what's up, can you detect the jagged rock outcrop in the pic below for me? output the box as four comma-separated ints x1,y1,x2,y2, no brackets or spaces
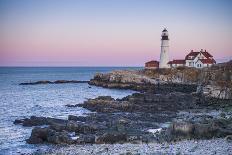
158,118,232,142
202,85,232,99
89,70,197,93
88,70,159,92
90,60,232,99
78,92,198,113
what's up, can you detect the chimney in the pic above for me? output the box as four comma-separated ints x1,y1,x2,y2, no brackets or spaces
200,49,203,52
205,49,207,52
191,50,193,52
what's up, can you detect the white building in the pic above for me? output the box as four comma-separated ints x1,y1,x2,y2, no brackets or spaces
146,29,216,69
159,28,169,68
168,49,216,68
185,49,216,68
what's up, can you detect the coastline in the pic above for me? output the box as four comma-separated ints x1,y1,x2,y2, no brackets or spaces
12,63,232,154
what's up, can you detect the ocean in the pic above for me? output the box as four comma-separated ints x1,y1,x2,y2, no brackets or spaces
0,67,140,154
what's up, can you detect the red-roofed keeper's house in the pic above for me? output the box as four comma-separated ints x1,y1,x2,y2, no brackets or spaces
185,49,216,68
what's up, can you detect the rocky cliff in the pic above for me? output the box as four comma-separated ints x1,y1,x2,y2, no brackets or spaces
89,61,232,99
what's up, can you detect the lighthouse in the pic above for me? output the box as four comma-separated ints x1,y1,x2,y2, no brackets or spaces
159,28,169,68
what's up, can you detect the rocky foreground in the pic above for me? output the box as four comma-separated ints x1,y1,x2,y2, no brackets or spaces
15,62,232,154
35,139,232,154
14,90,232,145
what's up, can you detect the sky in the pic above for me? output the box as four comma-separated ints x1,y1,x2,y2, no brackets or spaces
0,0,231,66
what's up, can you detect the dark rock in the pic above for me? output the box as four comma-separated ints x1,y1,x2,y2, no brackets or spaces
76,134,95,144
66,104,79,107
27,127,74,144
68,115,78,121
96,132,127,144
171,122,194,136
68,115,87,122
26,127,49,144
160,118,232,142
66,121,81,132
14,116,47,126
19,80,89,85
14,116,67,127
20,80,52,85
76,92,198,114
47,130,73,144
95,96,114,101
50,122,66,132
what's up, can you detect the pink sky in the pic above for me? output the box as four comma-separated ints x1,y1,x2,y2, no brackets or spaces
0,0,231,66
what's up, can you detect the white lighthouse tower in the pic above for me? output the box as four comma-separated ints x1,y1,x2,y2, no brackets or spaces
159,28,169,68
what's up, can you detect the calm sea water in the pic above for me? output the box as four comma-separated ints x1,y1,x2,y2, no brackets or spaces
0,67,140,154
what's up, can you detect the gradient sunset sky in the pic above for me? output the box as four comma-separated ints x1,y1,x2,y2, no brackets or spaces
0,0,231,66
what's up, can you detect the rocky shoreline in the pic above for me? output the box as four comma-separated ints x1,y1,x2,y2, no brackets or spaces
14,90,232,145
14,65,232,154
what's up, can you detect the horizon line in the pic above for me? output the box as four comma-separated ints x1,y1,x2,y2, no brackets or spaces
0,65,144,68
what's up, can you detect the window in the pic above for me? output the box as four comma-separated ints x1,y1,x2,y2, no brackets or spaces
189,62,191,66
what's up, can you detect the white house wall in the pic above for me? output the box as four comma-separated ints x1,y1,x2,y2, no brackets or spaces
185,60,194,67
195,61,204,68
193,53,206,67
170,64,185,68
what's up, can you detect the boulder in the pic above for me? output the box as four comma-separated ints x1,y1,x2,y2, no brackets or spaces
170,122,194,137
162,118,232,142
96,132,127,144
47,130,73,144
68,115,87,122
26,127,49,144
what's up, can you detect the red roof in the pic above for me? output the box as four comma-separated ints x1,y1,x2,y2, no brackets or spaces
145,60,159,64
145,60,159,67
185,50,213,60
201,51,213,58
198,59,216,64
168,60,185,64
185,51,199,60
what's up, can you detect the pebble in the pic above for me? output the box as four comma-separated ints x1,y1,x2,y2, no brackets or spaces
40,138,232,155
